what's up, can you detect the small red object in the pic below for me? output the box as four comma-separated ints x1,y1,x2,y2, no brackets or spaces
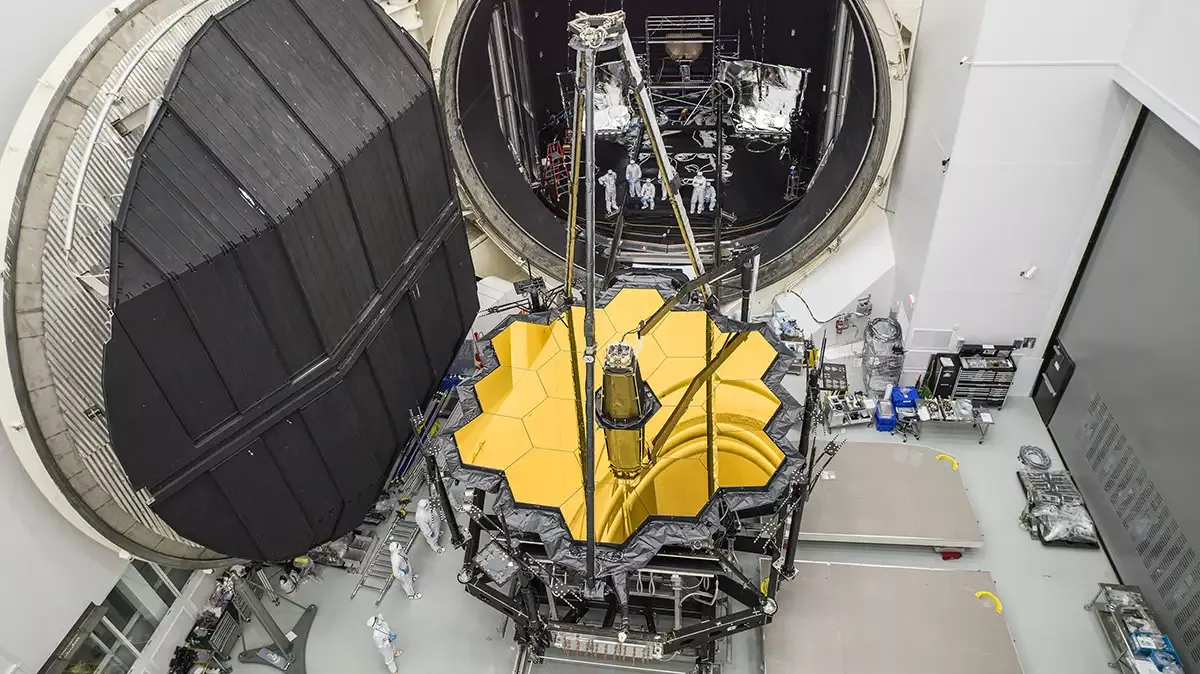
940,550,963,561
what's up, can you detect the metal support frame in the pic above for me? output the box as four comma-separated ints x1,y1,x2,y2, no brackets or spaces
461,488,487,569
705,318,716,497
782,349,820,578
649,332,749,459
712,549,766,610
616,25,706,285
582,46,599,585
822,0,853,153
663,607,769,655
424,452,463,548
638,246,758,338
233,577,317,673
740,258,753,322
712,7,726,267
466,578,532,627
765,518,788,598
564,50,585,292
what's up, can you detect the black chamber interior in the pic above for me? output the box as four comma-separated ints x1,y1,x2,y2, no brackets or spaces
455,0,879,264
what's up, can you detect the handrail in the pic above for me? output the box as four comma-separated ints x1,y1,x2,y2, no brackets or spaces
63,0,218,257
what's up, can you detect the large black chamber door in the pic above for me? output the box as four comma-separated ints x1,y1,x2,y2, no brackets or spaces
1046,111,1200,668
103,0,477,562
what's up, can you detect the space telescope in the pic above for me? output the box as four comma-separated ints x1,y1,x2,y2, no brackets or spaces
426,13,829,671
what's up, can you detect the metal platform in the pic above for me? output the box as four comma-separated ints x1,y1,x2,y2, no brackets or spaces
766,562,1024,674
799,441,984,550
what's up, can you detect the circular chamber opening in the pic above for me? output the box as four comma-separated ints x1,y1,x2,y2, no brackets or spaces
443,0,892,287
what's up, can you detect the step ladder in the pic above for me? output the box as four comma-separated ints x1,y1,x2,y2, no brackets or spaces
350,512,421,605
544,139,573,203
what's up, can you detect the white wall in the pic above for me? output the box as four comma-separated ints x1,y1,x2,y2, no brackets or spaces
0,433,127,670
886,0,988,316
769,206,895,336
0,0,114,146
0,3,140,669
896,0,1142,393
1117,0,1200,149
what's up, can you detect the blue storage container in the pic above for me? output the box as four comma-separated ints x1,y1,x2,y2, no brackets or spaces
874,401,897,432
891,386,919,409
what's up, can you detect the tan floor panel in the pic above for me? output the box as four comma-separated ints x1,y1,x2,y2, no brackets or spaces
800,441,984,548
766,562,1023,674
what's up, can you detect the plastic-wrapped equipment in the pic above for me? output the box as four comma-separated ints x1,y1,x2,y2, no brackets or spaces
862,317,904,397
1018,470,1100,547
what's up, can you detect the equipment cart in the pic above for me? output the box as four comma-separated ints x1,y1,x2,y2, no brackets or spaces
894,398,994,444
1087,583,1185,673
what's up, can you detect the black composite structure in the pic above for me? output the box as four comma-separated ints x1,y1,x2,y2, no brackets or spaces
104,0,477,561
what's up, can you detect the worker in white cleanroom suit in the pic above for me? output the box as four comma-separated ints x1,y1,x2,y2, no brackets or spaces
599,169,618,214
389,542,421,600
658,175,668,201
639,179,656,209
689,175,709,214
625,162,642,194
368,614,402,673
414,499,445,554
703,183,717,213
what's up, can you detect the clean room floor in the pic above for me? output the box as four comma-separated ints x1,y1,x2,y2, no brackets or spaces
241,394,1120,674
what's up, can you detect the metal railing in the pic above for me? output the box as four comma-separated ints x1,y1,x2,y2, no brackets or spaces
62,0,220,257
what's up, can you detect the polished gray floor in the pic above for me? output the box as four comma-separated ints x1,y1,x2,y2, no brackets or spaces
241,394,1119,674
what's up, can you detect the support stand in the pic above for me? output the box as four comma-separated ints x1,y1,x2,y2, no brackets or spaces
425,452,464,547
783,339,821,578
234,576,318,673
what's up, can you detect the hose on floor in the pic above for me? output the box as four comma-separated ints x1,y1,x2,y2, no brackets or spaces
1018,445,1053,471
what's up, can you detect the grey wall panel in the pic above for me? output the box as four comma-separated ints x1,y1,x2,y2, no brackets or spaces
260,414,342,544
171,27,330,219
117,283,236,438
174,254,290,409
222,0,385,163
1050,113,1200,667
104,324,206,489
342,128,419,276
293,0,424,117
410,249,464,371
393,92,454,232
277,177,376,349
367,300,433,427
211,439,314,560
231,231,326,371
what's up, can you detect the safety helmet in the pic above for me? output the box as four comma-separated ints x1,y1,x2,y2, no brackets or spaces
418,499,429,509
389,541,400,552
367,615,378,628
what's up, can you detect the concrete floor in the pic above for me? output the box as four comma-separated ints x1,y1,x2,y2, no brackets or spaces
242,391,1119,674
